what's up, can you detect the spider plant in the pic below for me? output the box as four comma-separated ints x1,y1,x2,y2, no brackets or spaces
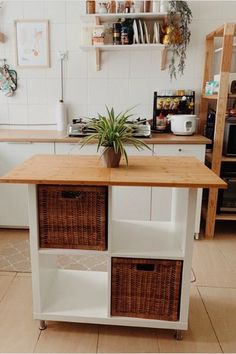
80,106,151,166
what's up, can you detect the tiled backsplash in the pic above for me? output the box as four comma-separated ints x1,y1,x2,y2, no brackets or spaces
0,1,235,129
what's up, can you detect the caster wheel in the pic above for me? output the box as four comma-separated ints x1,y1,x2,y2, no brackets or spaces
174,330,183,340
39,320,47,330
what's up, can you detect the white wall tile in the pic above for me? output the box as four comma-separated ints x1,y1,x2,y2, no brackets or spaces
88,78,107,105
28,104,53,124
47,104,58,124
10,79,28,105
2,1,24,23
16,67,47,80
188,1,200,20
1,24,15,53
0,86,10,105
129,51,153,78
8,105,28,124
66,23,81,51
66,50,88,78
66,1,84,24
198,1,221,20
0,105,9,124
50,23,67,52
107,52,130,78
46,78,62,103
45,51,63,78
65,78,88,105
23,1,45,19
107,78,130,105
45,1,66,23
27,78,47,104
129,78,149,106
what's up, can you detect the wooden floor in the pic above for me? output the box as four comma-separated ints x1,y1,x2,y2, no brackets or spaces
0,222,236,353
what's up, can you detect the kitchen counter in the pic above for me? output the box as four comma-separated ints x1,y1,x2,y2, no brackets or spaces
0,154,226,188
0,129,211,144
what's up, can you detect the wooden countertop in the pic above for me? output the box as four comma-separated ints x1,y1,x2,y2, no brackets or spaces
0,129,211,144
0,155,226,189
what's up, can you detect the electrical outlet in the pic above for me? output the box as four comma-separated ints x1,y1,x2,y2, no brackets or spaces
57,51,68,61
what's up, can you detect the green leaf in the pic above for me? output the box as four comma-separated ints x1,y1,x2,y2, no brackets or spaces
80,106,151,165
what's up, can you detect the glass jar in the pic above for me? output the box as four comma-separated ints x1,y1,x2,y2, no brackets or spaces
86,0,96,14
104,24,113,44
156,112,167,131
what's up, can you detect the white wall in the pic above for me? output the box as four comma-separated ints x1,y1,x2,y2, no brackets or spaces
0,0,236,129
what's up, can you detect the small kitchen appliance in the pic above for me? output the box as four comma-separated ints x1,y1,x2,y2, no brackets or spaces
223,117,236,156
67,117,151,137
167,114,198,135
217,163,236,213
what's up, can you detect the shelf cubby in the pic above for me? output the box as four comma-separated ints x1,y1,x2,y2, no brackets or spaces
111,219,184,259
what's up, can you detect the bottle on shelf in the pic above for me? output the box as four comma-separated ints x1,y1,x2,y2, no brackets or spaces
144,0,151,12
86,0,96,14
156,112,167,131
113,22,122,44
109,0,117,13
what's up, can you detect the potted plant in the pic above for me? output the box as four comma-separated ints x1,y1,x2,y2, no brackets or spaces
81,106,151,167
163,0,192,80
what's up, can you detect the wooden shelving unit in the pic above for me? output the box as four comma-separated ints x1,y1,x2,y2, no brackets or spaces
205,152,236,163
199,23,236,238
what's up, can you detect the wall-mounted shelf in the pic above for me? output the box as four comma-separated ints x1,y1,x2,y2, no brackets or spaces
206,152,236,163
80,43,166,71
81,12,168,23
80,43,165,51
202,93,236,100
0,32,5,43
81,12,169,71
215,44,236,53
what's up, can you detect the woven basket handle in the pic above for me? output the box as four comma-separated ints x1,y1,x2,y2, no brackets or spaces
61,191,83,200
136,264,155,272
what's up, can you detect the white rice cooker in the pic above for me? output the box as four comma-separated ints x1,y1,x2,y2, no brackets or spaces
167,114,198,135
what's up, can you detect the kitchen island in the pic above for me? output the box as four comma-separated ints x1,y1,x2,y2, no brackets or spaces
0,155,225,338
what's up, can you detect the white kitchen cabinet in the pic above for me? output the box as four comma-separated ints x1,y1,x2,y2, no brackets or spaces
152,144,206,237
55,143,99,155
0,142,54,227
55,143,153,221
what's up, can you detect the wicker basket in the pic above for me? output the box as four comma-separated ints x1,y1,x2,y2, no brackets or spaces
38,185,108,250
111,257,183,321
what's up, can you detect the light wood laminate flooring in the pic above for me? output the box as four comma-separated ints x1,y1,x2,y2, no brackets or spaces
0,222,236,353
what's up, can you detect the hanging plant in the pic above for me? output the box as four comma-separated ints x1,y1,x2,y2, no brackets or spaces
165,0,192,80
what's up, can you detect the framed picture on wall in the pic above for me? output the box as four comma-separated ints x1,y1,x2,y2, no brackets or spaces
15,20,50,68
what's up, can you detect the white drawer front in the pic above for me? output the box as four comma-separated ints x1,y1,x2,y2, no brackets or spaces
55,143,100,155
154,144,205,161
